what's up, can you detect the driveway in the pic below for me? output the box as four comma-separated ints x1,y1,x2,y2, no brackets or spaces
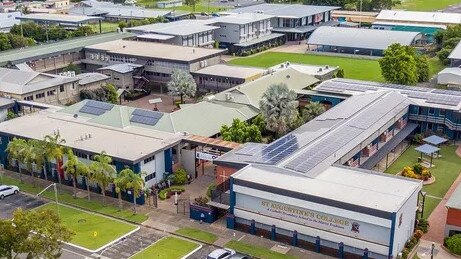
0,192,46,219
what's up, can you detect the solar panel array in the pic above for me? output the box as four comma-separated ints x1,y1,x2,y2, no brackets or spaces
242,134,300,165
79,100,114,115
285,127,362,175
318,79,461,107
130,109,163,126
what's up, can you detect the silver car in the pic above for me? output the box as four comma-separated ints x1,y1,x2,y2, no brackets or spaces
207,248,236,259
0,185,19,199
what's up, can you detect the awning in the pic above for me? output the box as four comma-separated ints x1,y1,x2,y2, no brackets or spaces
184,134,240,151
415,144,440,155
359,123,418,170
234,33,285,47
272,26,317,34
423,135,448,146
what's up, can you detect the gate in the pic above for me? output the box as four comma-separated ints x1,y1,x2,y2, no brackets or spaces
177,198,190,215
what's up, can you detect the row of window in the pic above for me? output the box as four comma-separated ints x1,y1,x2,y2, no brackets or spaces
145,172,156,182
145,60,189,71
143,155,155,164
75,151,89,160
110,55,136,64
23,85,67,101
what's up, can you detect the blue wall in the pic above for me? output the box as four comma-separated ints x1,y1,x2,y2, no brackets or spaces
310,95,344,106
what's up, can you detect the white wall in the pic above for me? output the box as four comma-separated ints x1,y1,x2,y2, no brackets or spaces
155,151,165,182
181,148,196,175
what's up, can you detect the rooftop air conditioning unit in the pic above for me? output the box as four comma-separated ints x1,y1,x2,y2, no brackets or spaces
225,92,232,100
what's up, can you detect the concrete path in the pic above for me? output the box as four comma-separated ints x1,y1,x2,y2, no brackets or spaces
417,239,457,259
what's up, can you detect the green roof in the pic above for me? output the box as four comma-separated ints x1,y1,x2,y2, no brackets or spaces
0,32,135,66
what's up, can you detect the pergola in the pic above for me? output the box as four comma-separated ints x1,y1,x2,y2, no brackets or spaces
423,135,448,146
415,144,440,168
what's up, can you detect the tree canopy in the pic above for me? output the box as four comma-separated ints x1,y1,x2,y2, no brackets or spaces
302,102,326,122
435,24,461,65
259,83,299,137
379,43,428,85
220,118,262,143
167,69,197,104
0,208,73,259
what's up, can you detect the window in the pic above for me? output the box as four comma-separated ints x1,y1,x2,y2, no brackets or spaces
47,90,56,96
143,155,155,164
440,109,446,117
74,151,89,160
427,123,433,131
145,172,156,182
59,85,65,92
24,96,33,101
428,107,435,115
35,92,45,99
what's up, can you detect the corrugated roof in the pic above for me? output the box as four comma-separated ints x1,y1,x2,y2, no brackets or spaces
376,10,461,25
97,63,143,74
307,26,420,50
225,3,339,19
70,0,170,19
128,20,219,36
449,41,461,60
446,184,461,210
76,72,109,85
18,13,103,23
192,64,265,79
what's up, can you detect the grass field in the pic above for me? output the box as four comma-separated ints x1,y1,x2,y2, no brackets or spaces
385,145,461,217
226,240,297,259
131,236,199,259
397,0,460,11
138,0,226,12
37,203,137,251
89,22,120,33
229,52,445,83
1,175,148,223
175,227,218,243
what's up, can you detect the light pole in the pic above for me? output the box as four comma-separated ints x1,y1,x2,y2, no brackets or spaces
99,237,126,258
37,183,60,219
359,0,363,28
431,242,435,259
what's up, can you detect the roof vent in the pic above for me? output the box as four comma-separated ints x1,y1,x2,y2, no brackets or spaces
286,75,290,79
73,114,78,118
325,65,329,69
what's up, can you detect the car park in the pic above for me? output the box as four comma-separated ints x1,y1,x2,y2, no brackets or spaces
0,185,19,199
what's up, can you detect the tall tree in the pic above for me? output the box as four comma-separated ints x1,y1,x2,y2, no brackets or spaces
6,138,27,183
259,83,299,137
79,160,93,201
44,133,66,187
220,118,262,143
416,55,430,83
167,69,197,104
184,0,197,12
302,102,326,122
379,43,418,85
89,151,116,205
63,149,89,198
22,139,44,187
114,167,145,214
104,84,118,104
0,208,73,259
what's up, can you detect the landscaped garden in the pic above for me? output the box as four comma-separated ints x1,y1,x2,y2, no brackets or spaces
229,52,445,82
226,240,296,259
36,203,137,251
131,236,199,259
385,145,461,217
1,175,148,223
175,227,218,243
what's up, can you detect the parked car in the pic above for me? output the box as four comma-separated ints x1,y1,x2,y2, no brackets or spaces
230,254,250,259
211,13,220,17
207,248,236,259
0,185,19,199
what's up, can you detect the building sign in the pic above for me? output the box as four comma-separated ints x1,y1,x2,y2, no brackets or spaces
196,151,219,161
236,195,391,245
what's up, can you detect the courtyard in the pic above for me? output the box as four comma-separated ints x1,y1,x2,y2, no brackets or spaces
385,144,461,217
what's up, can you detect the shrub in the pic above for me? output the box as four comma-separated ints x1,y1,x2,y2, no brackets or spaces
446,234,461,255
412,163,424,175
401,248,410,259
173,168,188,185
414,230,424,240
193,196,209,207
416,218,430,233
206,183,216,198
158,186,185,200
414,133,424,144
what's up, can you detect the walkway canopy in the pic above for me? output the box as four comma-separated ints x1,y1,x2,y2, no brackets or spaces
423,135,448,146
415,144,440,167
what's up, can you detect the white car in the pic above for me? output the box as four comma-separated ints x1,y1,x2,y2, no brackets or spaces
207,248,236,259
0,185,19,199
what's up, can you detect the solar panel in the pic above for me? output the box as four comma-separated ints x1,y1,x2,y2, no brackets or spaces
129,109,164,126
432,89,461,96
79,105,106,115
86,100,114,111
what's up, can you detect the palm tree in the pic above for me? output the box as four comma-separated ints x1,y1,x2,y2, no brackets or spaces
6,138,27,183
44,133,66,187
89,151,116,206
22,139,44,187
80,162,93,201
259,83,299,137
115,167,145,214
62,149,80,198
302,102,326,123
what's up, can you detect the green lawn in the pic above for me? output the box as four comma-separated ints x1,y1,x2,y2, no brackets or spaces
37,203,137,251
175,227,218,243
385,145,461,217
226,240,296,259
89,22,120,33
131,236,199,259
229,52,445,83
1,175,148,223
397,0,460,11
139,0,226,13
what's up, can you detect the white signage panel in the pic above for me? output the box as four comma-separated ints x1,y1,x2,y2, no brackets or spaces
196,151,219,161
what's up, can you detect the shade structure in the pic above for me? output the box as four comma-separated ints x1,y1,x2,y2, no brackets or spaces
415,144,440,168
423,135,448,146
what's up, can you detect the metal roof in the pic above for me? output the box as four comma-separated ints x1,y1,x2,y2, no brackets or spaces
97,63,143,74
232,164,422,213
307,26,420,50
192,64,265,79
75,72,109,85
0,12,21,30
423,135,448,146
225,3,339,19
17,13,103,23
127,20,219,36
70,0,170,19
0,32,135,66
210,12,274,25
136,33,175,40
415,144,440,155
376,10,461,25
234,33,285,47
446,184,461,210
315,78,461,110
448,41,461,60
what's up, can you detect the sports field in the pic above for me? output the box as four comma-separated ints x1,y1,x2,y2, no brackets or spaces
397,0,460,11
